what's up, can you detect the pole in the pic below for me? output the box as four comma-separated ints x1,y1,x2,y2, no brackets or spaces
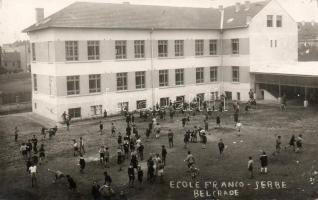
150,28,155,109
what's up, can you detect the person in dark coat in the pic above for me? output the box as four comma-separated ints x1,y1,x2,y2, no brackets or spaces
218,139,225,158
128,164,135,187
66,175,77,191
91,181,100,200
137,165,143,185
161,145,167,165
260,151,268,174
79,155,86,173
216,116,221,128
131,153,138,169
104,171,112,186
289,134,296,152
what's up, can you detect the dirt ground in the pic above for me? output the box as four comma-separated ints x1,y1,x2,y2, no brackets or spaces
0,103,318,200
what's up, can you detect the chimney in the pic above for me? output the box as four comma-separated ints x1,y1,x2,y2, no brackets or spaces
35,8,44,23
218,5,223,11
235,2,240,12
245,1,250,10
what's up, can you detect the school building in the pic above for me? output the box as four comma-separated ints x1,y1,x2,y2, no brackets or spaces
23,0,299,122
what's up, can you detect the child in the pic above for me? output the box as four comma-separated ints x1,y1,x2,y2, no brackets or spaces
79,155,86,173
128,164,135,187
248,156,254,179
99,146,106,165
260,151,268,174
99,121,104,135
275,136,282,155
14,127,19,142
39,144,45,164
218,139,225,158
137,165,143,185
216,116,221,128
236,121,242,133
73,140,79,157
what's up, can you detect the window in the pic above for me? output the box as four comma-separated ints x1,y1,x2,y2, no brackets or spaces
231,39,239,54
237,92,241,101
118,102,129,112
68,107,81,118
65,41,78,61
270,40,273,48
267,15,273,27
67,76,80,95
275,40,277,47
211,92,219,100
135,71,146,89
196,67,204,83
160,97,169,107
87,41,100,60
232,66,240,82
134,40,145,58
209,40,217,55
276,15,282,27
158,40,168,57
136,100,147,109
91,105,102,116
89,74,101,93
210,67,218,82
32,43,36,61
159,69,169,87
195,40,204,56
225,91,232,100
115,40,127,59
33,74,37,91
175,68,184,85
176,96,185,103
116,73,127,91
175,40,184,57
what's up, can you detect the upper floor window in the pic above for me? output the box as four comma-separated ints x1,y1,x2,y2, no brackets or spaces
175,68,184,85
116,72,127,91
135,71,146,89
232,66,240,82
231,39,239,54
33,74,37,91
65,41,78,61
158,40,168,57
276,15,282,27
134,40,145,58
89,74,101,93
195,40,204,56
267,15,273,27
196,67,204,83
67,76,80,95
87,41,100,60
31,43,36,61
115,40,127,59
209,40,217,55
175,40,184,57
210,66,217,82
159,69,169,87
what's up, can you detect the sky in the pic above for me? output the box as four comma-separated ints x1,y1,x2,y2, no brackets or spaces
0,0,318,44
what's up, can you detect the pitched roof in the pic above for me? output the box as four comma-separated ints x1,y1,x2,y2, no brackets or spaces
223,1,270,29
23,1,270,33
298,22,318,41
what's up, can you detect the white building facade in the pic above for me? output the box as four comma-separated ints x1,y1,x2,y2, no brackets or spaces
24,0,298,122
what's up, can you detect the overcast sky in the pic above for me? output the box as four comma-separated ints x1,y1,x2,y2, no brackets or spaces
0,0,318,44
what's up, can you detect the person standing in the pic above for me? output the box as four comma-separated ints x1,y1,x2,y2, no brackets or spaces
31,135,38,154
216,115,221,128
91,181,101,200
248,156,254,179
137,165,143,186
289,134,296,152
128,164,135,187
73,140,79,157
39,144,45,164
137,143,144,161
29,163,37,187
204,120,208,132
218,139,225,158
103,110,108,118
104,171,112,186
117,146,123,171
99,121,104,135
260,151,268,174
66,119,70,131
168,129,174,148
161,145,167,165
79,155,86,173
79,137,85,154
105,147,110,168
184,151,195,169
111,122,116,137
14,126,19,142
66,175,77,191
99,146,106,165
275,136,282,155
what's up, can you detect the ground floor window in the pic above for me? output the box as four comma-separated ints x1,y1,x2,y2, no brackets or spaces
160,97,169,107
237,92,241,101
211,92,219,100
225,91,232,100
196,93,205,102
136,100,147,109
176,95,185,103
68,107,81,118
118,102,129,112
91,105,102,116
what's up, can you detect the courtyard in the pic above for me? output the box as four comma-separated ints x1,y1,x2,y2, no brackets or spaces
0,103,317,200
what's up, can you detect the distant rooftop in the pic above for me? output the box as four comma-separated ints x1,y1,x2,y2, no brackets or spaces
23,1,270,32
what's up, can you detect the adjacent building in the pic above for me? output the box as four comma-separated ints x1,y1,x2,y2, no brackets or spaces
23,0,298,122
2,41,31,72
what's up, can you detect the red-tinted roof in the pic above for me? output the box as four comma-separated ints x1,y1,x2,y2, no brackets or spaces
23,1,270,33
